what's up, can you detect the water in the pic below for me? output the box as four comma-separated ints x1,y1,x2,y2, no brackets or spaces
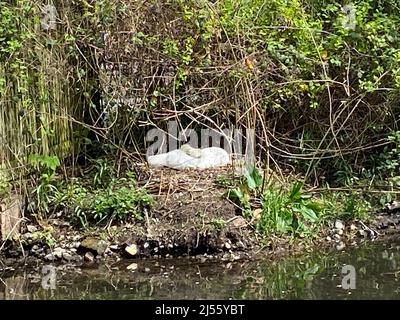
1,239,400,300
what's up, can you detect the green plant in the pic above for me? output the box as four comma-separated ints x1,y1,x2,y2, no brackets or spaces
0,166,10,197
228,165,263,218
28,154,60,214
258,181,321,236
52,176,153,229
92,158,115,188
321,191,372,221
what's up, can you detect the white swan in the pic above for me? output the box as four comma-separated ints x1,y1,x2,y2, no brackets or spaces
147,144,230,169
180,144,230,169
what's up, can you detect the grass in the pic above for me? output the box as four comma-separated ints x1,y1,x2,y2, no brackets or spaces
52,176,153,229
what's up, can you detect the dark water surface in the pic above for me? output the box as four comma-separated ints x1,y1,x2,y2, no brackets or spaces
1,239,400,299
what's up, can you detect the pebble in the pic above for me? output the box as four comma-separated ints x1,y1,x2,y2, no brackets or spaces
335,220,345,230
26,225,38,233
109,244,119,250
62,252,74,261
125,244,138,257
336,242,346,251
126,263,138,271
350,224,357,231
84,252,95,262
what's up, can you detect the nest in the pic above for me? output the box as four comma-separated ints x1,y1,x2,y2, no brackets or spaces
137,165,242,221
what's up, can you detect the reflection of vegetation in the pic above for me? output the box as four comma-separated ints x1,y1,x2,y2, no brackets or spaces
3,242,400,300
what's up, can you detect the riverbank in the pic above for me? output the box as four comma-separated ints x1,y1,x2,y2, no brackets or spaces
1,164,400,266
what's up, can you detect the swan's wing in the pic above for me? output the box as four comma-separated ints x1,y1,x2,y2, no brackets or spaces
165,150,199,169
148,153,168,168
194,148,230,168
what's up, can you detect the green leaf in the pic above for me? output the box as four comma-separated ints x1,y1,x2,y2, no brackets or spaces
246,166,263,190
293,206,318,222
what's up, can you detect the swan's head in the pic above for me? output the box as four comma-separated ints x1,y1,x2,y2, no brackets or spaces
180,144,202,158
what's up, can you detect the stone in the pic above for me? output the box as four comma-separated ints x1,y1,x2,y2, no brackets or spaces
336,242,346,251
127,263,138,271
26,225,38,233
335,220,344,230
350,224,357,231
84,252,95,262
385,201,400,212
125,244,138,257
224,242,232,250
62,251,74,262
44,253,56,261
53,247,66,259
109,244,119,251
80,237,109,255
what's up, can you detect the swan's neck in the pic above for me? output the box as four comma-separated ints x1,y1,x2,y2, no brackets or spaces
181,145,202,158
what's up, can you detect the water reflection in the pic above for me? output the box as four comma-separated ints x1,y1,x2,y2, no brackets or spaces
1,240,400,299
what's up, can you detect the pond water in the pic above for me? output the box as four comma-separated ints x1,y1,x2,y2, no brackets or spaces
1,239,400,300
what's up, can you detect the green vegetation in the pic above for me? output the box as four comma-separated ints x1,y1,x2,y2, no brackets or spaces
229,166,374,237
48,169,153,229
1,0,400,237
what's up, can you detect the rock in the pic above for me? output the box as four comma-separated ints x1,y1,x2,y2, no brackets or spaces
338,229,343,235
336,242,346,251
334,234,341,240
224,242,232,250
109,244,119,251
80,237,109,255
335,220,344,230
84,252,94,262
62,251,74,262
350,224,357,231
127,263,138,270
53,247,66,259
125,244,138,257
230,216,248,229
385,201,400,212
326,236,332,241
145,267,150,272
26,225,38,233
44,253,56,261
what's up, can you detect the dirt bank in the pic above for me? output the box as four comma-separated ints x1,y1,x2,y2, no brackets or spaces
1,166,400,266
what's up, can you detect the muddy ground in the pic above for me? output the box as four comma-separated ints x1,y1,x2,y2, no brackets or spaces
1,166,400,267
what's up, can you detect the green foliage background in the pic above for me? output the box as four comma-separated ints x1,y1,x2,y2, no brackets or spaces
1,0,400,184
